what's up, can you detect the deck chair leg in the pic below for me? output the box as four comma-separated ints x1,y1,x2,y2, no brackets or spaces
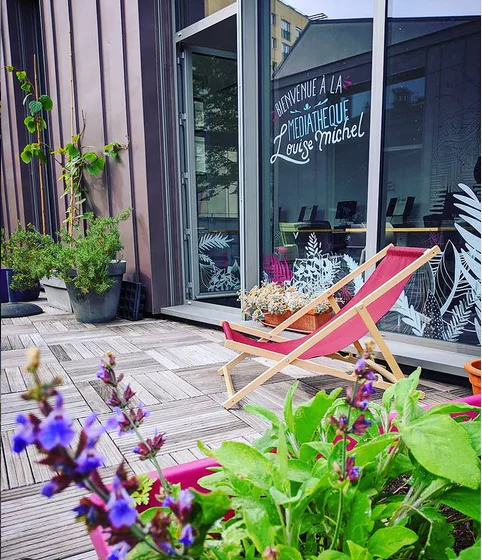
217,352,249,375
220,366,236,398
356,304,404,380
223,357,288,409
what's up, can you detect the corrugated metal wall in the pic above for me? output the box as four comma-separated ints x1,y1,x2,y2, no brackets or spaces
1,0,184,312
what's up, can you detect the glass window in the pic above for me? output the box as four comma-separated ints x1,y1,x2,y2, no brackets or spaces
378,1,481,347
271,12,276,25
296,26,303,38
272,37,278,49
281,19,291,41
175,0,235,31
261,2,374,302
281,42,290,59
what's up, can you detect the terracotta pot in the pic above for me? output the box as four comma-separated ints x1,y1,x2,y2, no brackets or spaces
262,308,332,334
465,358,481,395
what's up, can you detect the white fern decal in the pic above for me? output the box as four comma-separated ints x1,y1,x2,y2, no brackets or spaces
342,254,363,294
305,232,321,259
443,293,475,342
393,291,428,337
198,233,233,252
454,183,481,343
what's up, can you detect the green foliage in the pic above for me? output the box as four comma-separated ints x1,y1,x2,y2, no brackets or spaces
52,209,131,295
131,474,157,506
2,223,55,290
192,374,480,560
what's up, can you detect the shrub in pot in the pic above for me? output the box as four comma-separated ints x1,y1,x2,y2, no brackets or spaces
1,223,54,302
52,208,131,323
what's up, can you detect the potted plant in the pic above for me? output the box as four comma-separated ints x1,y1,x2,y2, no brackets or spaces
52,208,131,323
465,359,481,395
12,344,480,560
1,223,54,302
240,280,332,333
1,228,9,303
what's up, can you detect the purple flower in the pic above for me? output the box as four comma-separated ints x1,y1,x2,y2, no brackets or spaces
351,414,371,436
163,489,194,522
97,363,114,385
12,414,37,453
179,524,195,547
159,542,176,557
346,381,376,411
106,476,137,528
346,456,360,482
37,394,75,450
107,543,130,560
354,358,376,380
75,448,105,474
41,480,58,497
329,414,349,433
354,358,366,375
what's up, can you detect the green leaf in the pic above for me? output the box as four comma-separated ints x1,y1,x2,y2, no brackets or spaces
66,143,81,158
276,423,288,486
352,433,398,466
28,100,43,114
209,441,274,490
243,507,274,553
83,152,105,175
278,545,303,560
347,541,374,560
300,441,333,463
38,117,47,130
425,403,481,418
20,148,32,163
383,368,423,421
456,546,481,560
138,506,167,524
283,382,298,433
460,421,481,455
20,82,31,92
126,539,159,559
294,389,341,444
400,415,481,489
15,70,27,81
39,94,53,111
244,403,281,426
5,65,14,72
418,505,454,559
440,486,481,522
367,527,418,559
344,490,374,547
24,116,36,133
318,552,350,560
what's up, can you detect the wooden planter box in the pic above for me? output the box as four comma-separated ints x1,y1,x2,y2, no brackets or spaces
262,308,332,334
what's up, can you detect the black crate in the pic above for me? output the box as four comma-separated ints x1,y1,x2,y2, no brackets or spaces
117,281,146,321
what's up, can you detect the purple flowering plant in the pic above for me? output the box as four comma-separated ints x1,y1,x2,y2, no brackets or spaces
12,343,481,560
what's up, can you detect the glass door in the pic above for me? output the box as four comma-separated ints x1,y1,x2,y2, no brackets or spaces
183,49,240,300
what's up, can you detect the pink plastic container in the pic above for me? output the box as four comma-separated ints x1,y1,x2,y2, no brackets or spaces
89,457,218,560
89,394,480,559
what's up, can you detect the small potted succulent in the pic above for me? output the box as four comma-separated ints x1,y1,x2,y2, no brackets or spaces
240,280,332,333
1,223,54,302
51,208,131,323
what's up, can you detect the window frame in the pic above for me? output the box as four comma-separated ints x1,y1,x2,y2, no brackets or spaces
281,18,291,41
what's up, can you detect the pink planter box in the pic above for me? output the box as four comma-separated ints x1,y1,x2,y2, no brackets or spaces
89,394,480,559
90,458,218,560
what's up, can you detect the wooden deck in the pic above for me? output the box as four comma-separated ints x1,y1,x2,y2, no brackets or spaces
1,299,471,559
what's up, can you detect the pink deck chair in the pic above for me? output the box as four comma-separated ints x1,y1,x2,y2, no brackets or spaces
218,244,441,409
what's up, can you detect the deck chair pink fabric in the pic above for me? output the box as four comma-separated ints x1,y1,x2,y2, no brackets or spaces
218,245,441,409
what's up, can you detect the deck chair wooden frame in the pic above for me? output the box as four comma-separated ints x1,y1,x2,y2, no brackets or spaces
218,244,441,409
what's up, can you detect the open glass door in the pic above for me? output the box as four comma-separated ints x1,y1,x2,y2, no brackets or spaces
183,49,240,301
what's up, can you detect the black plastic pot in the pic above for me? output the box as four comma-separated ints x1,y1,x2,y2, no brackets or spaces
1,267,10,303
66,260,126,323
5,268,41,302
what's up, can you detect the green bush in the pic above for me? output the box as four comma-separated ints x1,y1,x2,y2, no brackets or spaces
2,223,55,291
53,208,131,295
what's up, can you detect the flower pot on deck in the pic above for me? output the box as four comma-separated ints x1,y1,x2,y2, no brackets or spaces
42,276,73,312
1,267,10,303
89,457,218,560
262,308,332,334
465,359,481,395
66,260,126,323
5,268,40,302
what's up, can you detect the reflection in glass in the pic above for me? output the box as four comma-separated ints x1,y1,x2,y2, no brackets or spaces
378,2,481,346
192,53,239,295
175,0,235,31
262,1,373,305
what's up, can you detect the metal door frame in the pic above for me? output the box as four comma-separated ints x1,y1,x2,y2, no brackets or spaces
180,45,239,300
